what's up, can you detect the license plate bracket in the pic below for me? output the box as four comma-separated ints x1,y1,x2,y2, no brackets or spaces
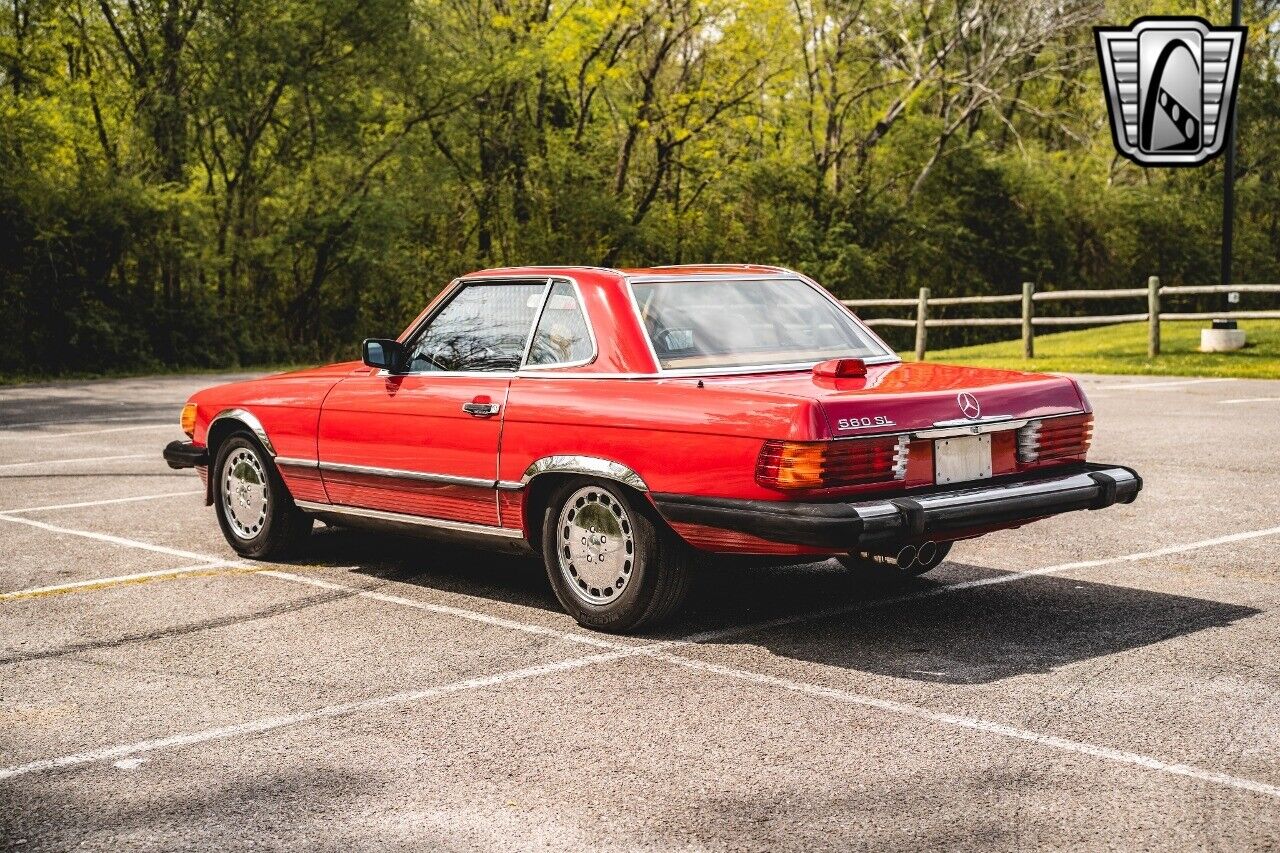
934,434,993,485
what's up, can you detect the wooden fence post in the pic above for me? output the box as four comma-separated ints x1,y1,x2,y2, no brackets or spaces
914,287,929,361
1148,276,1161,357
1021,282,1035,359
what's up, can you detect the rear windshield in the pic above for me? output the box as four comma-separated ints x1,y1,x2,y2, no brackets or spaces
631,278,891,370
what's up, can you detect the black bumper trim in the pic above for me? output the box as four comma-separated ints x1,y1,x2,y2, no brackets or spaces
163,440,208,470
652,463,1142,550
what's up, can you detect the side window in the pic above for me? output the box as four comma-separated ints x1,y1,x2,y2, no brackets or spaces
527,282,593,366
407,282,545,372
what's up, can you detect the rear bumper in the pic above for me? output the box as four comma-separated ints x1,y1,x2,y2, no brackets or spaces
163,440,208,470
651,463,1142,551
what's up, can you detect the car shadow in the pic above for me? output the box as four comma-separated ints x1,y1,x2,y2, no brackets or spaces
682,559,1260,684
302,526,1259,685
300,525,557,611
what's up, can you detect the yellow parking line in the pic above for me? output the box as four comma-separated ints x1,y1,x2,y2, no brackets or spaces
0,560,346,603
0,562,255,602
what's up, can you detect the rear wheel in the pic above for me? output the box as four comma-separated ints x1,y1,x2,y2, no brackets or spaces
837,541,952,578
213,434,312,560
541,478,689,633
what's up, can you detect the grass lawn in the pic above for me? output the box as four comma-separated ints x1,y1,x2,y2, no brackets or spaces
916,320,1280,379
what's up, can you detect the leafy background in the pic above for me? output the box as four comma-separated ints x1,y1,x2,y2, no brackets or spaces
2,0,1277,375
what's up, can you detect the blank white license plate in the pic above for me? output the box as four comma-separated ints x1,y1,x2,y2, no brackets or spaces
934,434,993,485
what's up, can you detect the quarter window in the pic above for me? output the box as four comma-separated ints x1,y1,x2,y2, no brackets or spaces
527,282,593,366
406,282,545,372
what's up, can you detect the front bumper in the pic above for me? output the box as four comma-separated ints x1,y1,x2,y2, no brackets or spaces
163,440,208,470
651,463,1141,551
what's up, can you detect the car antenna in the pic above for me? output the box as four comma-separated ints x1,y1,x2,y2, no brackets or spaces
696,379,704,388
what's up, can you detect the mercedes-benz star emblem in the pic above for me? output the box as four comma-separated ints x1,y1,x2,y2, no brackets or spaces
957,392,981,420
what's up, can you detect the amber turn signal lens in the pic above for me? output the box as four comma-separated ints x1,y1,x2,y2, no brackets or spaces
756,436,909,490
180,403,197,437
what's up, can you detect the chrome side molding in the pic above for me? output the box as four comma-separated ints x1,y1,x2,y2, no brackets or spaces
294,500,523,539
275,456,319,469
316,460,495,489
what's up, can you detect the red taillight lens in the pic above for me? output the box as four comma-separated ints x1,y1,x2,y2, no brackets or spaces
756,436,909,490
1017,414,1093,463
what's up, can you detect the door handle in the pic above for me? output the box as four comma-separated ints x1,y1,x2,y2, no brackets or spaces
462,400,501,417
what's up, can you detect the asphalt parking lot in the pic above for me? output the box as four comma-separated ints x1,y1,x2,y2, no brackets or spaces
2,372,1279,850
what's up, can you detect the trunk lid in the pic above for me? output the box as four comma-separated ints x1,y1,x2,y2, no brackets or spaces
700,361,1087,439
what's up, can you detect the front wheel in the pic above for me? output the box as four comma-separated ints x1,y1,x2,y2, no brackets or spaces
541,478,690,633
213,434,312,560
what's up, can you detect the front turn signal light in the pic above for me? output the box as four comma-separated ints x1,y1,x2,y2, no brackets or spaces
180,403,197,437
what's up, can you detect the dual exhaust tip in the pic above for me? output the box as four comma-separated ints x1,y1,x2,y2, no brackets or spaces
856,541,940,572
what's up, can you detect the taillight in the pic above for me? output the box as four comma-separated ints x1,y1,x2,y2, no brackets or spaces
756,435,909,490
1017,414,1093,463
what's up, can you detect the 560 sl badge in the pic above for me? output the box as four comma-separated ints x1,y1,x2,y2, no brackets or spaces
837,415,897,431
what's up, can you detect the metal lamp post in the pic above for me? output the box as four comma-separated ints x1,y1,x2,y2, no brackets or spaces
1217,0,1243,325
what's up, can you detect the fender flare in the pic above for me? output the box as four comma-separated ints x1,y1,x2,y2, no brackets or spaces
202,408,277,505
516,455,648,492
207,408,277,456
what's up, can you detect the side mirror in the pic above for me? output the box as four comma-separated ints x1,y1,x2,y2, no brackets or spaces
362,338,406,374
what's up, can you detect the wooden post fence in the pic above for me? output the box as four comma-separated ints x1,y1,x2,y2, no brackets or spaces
841,280,1280,362
1022,282,1035,359
914,287,929,361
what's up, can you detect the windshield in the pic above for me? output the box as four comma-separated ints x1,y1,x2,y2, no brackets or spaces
630,278,891,370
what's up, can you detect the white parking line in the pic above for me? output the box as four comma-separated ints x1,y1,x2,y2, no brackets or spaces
630,649,1280,800
258,571,630,653
0,423,173,439
1221,397,1280,405
1,490,203,515
0,649,641,781
666,522,1280,642
0,415,153,430
9,548,1280,797
1089,378,1233,391
5,519,1280,793
268,521,1280,644
0,513,234,564
0,453,152,470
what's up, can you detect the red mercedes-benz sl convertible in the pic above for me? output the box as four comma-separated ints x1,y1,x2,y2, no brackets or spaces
164,264,1140,631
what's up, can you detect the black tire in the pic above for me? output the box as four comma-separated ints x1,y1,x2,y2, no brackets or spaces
836,541,952,578
212,433,312,560
540,477,690,634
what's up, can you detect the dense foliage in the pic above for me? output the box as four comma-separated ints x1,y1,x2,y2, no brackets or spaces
2,0,1279,374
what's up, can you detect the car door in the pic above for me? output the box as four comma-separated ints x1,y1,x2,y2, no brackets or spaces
316,279,551,527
